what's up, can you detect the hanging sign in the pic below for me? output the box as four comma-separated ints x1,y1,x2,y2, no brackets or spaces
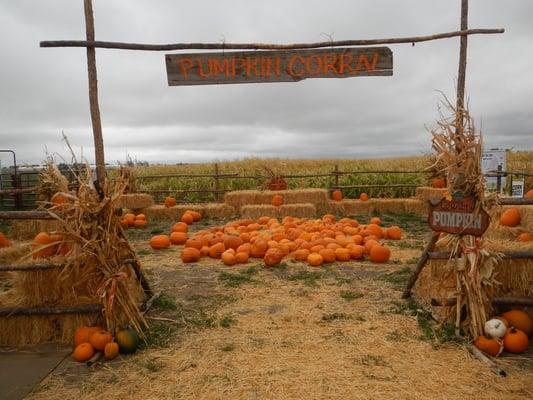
165,47,393,86
428,196,490,236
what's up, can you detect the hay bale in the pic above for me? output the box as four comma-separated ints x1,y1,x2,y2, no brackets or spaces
343,199,375,216
241,205,279,220
485,205,533,241
224,189,329,214
0,243,30,264
372,199,407,215
141,204,205,222
327,200,346,216
203,204,236,220
9,220,61,241
278,203,316,219
415,186,447,202
404,199,428,216
117,193,154,210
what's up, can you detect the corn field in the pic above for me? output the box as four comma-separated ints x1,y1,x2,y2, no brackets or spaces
126,151,533,203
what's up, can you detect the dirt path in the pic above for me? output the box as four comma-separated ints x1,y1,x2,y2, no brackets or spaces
28,215,533,400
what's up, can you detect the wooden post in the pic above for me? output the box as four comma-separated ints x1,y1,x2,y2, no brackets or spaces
214,163,220,202
455,0,468,136
83,0,105,193
402,233,440,299
334,164,339,188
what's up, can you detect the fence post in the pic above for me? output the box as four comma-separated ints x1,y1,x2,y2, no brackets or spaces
333,164,339,188
12,173,23,210
496,165,502,194
214,163,220,202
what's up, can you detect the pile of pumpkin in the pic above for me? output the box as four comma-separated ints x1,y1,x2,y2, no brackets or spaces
474,310,531,357
120,213,147,229
72,326,140,362
499,206,533,242
149,214,401,268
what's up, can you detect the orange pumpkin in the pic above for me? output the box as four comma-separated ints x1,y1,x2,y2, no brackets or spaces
189,210,202,222
250,239,268,258
500,208,521,227
473,335,502,357
360,193,369,201
164,196,177,208
149,235,171,250
171,222,188,233
264,248,283,267
334,247,351,262
89,330,113,351
387,226,402,240
307,252,323,267
51,192,68,205
501,310,531,335
135,213,146,220
235,251,249,263
208,242,226,258
224,235,243,250
319,248,336,263
181,212,194,225
0,232,12,248
369,245,391,263
32,232,55,258
364,239,379,254
74,326,93,346
133,219,147,229
181,247,201,263
503,328,529,353
104,341,120,360
271,195,284,207
431,178,446,188
170,232,188,245
120,219,130,229
73,342,95,362
222,251,237,266
200,246,210,256
370,217,381,226
348,244,365,260
185,238,206,250
331,190,343,202
517,233,533,242
293,248,310,261
524,189,533,199
124,213,135,225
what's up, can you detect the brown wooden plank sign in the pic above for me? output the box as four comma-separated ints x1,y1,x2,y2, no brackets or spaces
166,47,392,86
428,196,490,236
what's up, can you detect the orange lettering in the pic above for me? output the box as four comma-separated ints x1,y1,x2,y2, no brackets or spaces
245,57,259,77
338,53,353,75
288,55,305,78
261,56,272,78
179,58,194,78
323,54,338,75
209,58,232,77
306,55,322,76
196,58,210,78
354,52,379,74
272,56,281,77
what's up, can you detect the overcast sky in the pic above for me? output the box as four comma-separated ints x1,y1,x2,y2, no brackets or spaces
0,0,532,166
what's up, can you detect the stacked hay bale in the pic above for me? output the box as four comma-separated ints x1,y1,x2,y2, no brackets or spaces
141,203,235,222
226,189,327,218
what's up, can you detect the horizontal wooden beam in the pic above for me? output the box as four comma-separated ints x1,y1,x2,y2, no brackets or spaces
332,184,419,189
499,198,533,206
145,189,227,194
428,251,533,260
0,187,38,195
431,297,533,307
0,303,102,317
137,173,239,180
40,28,504,52
0,211,53,220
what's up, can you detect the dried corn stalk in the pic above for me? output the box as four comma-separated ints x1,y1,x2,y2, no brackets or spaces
430,96,500,338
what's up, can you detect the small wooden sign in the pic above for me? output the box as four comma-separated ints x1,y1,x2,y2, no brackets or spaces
428,196,490,236
165,47,392,86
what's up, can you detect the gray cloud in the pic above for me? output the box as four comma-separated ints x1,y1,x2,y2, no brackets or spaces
1,0,532,166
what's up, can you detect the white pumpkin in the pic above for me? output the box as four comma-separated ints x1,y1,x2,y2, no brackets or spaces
484,318,507,339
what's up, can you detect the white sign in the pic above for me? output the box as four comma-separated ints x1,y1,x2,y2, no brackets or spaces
511,179,524,197
482,149,506,192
